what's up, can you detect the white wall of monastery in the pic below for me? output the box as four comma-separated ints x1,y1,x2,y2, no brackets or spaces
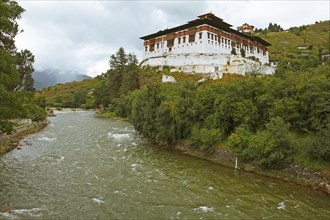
142,53,274,79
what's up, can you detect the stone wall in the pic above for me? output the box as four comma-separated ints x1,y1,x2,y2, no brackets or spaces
142,54,275,79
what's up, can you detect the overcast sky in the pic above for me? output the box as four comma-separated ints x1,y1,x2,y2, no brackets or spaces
15,0,330,77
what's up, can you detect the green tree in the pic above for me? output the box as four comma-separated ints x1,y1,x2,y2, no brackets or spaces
109,47,128,71
0,48,19,90
107,48,139,101
74,90,87,108
229,118,294,169
189,127,223,154
93,78,110,109
15,49,35,93
0,0,37,134
120,69,139,95
251,117,294,168
156,100,182,146
0,0,25,54
131,84,163,142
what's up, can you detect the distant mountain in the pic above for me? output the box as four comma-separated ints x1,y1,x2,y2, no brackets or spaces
33,69,92,90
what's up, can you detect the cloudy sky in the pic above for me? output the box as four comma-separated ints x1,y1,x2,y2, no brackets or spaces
15,0,329,77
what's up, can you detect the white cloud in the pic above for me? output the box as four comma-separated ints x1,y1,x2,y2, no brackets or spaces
15,0,330,77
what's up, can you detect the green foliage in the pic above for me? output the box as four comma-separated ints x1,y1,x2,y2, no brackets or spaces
229,118,295,169
74,90,87,108
0,48,19,90
258,21,330,62
0,85,21,133
289,25,307,36
129,83,198,146
189,127,223,154
0,0,25,53
15,49,35,93
24,104,47,121
0,0,44,134
240,48,246,57
115,58,328,168
34,96,46,109
247,56,259,62
251,117,295,168
227,126,253,159
93,78,109,109
119,68,139,95
131,84,164,143
231,48,237,55
255,22,283,34
106,47,139,100
35,79,95,109
112,94,132,118
156,100,182,146
305,125,330,162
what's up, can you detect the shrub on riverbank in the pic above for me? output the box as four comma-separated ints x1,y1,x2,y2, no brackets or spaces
189,128,224,155
228,117,295,169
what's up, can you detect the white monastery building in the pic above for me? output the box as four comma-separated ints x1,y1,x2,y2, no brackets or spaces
140,13,273,78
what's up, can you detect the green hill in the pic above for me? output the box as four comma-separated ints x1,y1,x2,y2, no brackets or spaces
34,79,97,109
258,20,330,61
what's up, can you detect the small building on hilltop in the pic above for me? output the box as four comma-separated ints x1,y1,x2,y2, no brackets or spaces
140,13,273,78
237,23,255,34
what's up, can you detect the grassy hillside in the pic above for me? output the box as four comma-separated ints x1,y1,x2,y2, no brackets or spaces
258,20,330,61
34,79,97,109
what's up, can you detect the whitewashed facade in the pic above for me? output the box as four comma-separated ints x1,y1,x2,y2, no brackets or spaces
140,13,272,77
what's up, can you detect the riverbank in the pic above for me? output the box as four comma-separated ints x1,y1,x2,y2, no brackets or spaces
96,113,330,195
52,108,94,115
0,120,49,155
94,112,129,121
174,141,330,195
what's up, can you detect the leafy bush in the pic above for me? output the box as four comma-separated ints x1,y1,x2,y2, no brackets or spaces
189,127,223,154
305,125,330,162
26,104,47,121
252,117,295,168
229,118,295,169
227,126,253,159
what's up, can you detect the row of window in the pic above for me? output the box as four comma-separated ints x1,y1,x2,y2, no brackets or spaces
146,33,232,51
145,31,267,55
145,41,258,55
175,32,232,45
177,32,202,44
145,39,265,54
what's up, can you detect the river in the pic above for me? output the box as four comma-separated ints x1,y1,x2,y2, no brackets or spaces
0,111,329,219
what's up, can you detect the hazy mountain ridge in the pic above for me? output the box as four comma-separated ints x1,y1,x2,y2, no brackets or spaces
33,69,92,90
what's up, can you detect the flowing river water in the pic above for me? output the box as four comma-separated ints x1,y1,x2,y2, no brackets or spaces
0,111,329,219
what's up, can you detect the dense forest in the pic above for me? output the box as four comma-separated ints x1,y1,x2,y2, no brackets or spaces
0,0,46,135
